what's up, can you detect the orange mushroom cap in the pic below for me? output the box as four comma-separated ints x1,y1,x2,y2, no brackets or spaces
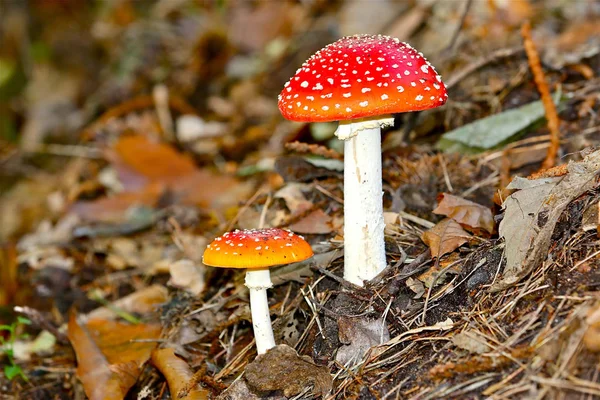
202,228,314,269
278,34,448,123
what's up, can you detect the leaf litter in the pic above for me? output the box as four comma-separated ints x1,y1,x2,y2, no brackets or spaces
2,1,600,399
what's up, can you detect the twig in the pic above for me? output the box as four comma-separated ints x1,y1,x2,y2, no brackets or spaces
13,306,69,344
445,46,525,90
224,184,267,232
153,84,175,142
521,21,561,169
27,143,103,159
383,250,432,296
310,265,371,296
81,93,197,140
178,363,206,399
444,0,473,54
258,192,272,229
527,163,568,180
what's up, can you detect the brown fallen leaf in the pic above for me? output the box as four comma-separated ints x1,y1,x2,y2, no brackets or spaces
72,135,251,222
70,183,163,223
336,316,389,366
433,193,494,234
168,259,205,295
108,135,197,188
68,313,155,400
584,304,600,352
422,218,471,258
151,347,210,400
86,284,168,321
85,319,161,366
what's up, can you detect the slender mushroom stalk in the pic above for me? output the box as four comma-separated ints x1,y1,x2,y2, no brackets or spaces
278,35,448,286
337,118,390,284
245,268,276,354
202,228,313,355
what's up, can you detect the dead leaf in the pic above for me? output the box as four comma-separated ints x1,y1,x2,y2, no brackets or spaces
86,285,168,321
108,135,197,188
72,135,251,223
244,344,332,398
274,156,340,182
85,319,161,366
405,277,425,299
433,193,494,234
495,151,600,290
545,20,600,68
498,177,559,288
68,313,157,400
70,185,162,223
422,218,471,258
584,304,600,352
452,331,491,354
274,183,312,215
168,259,205,295
336,316,390,366
151,347,210,400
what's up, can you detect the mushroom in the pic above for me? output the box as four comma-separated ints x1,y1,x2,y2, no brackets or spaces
202,228,313,354
278,34,448,286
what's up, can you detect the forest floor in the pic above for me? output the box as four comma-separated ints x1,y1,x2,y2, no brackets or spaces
1,1,600,399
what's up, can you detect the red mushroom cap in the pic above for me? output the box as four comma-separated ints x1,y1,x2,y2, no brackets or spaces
278,34,448,123
202,228,313,269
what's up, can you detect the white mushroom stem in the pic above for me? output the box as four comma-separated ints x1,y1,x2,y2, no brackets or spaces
335,117,393,286
245,268,276,354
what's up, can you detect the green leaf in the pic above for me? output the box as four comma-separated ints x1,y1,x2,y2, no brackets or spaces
4,364,26,381
17,316,31,325
437,90,562,153
0,324,14,332
0,58,16,88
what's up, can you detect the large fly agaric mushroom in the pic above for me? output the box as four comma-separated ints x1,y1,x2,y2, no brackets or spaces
202,228,313,354
278,34,448,286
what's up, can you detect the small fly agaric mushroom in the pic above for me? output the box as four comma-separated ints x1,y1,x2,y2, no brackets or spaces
202,228,313,354
278,34,448,286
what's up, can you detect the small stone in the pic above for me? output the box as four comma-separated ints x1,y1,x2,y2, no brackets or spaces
244,345,332,398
